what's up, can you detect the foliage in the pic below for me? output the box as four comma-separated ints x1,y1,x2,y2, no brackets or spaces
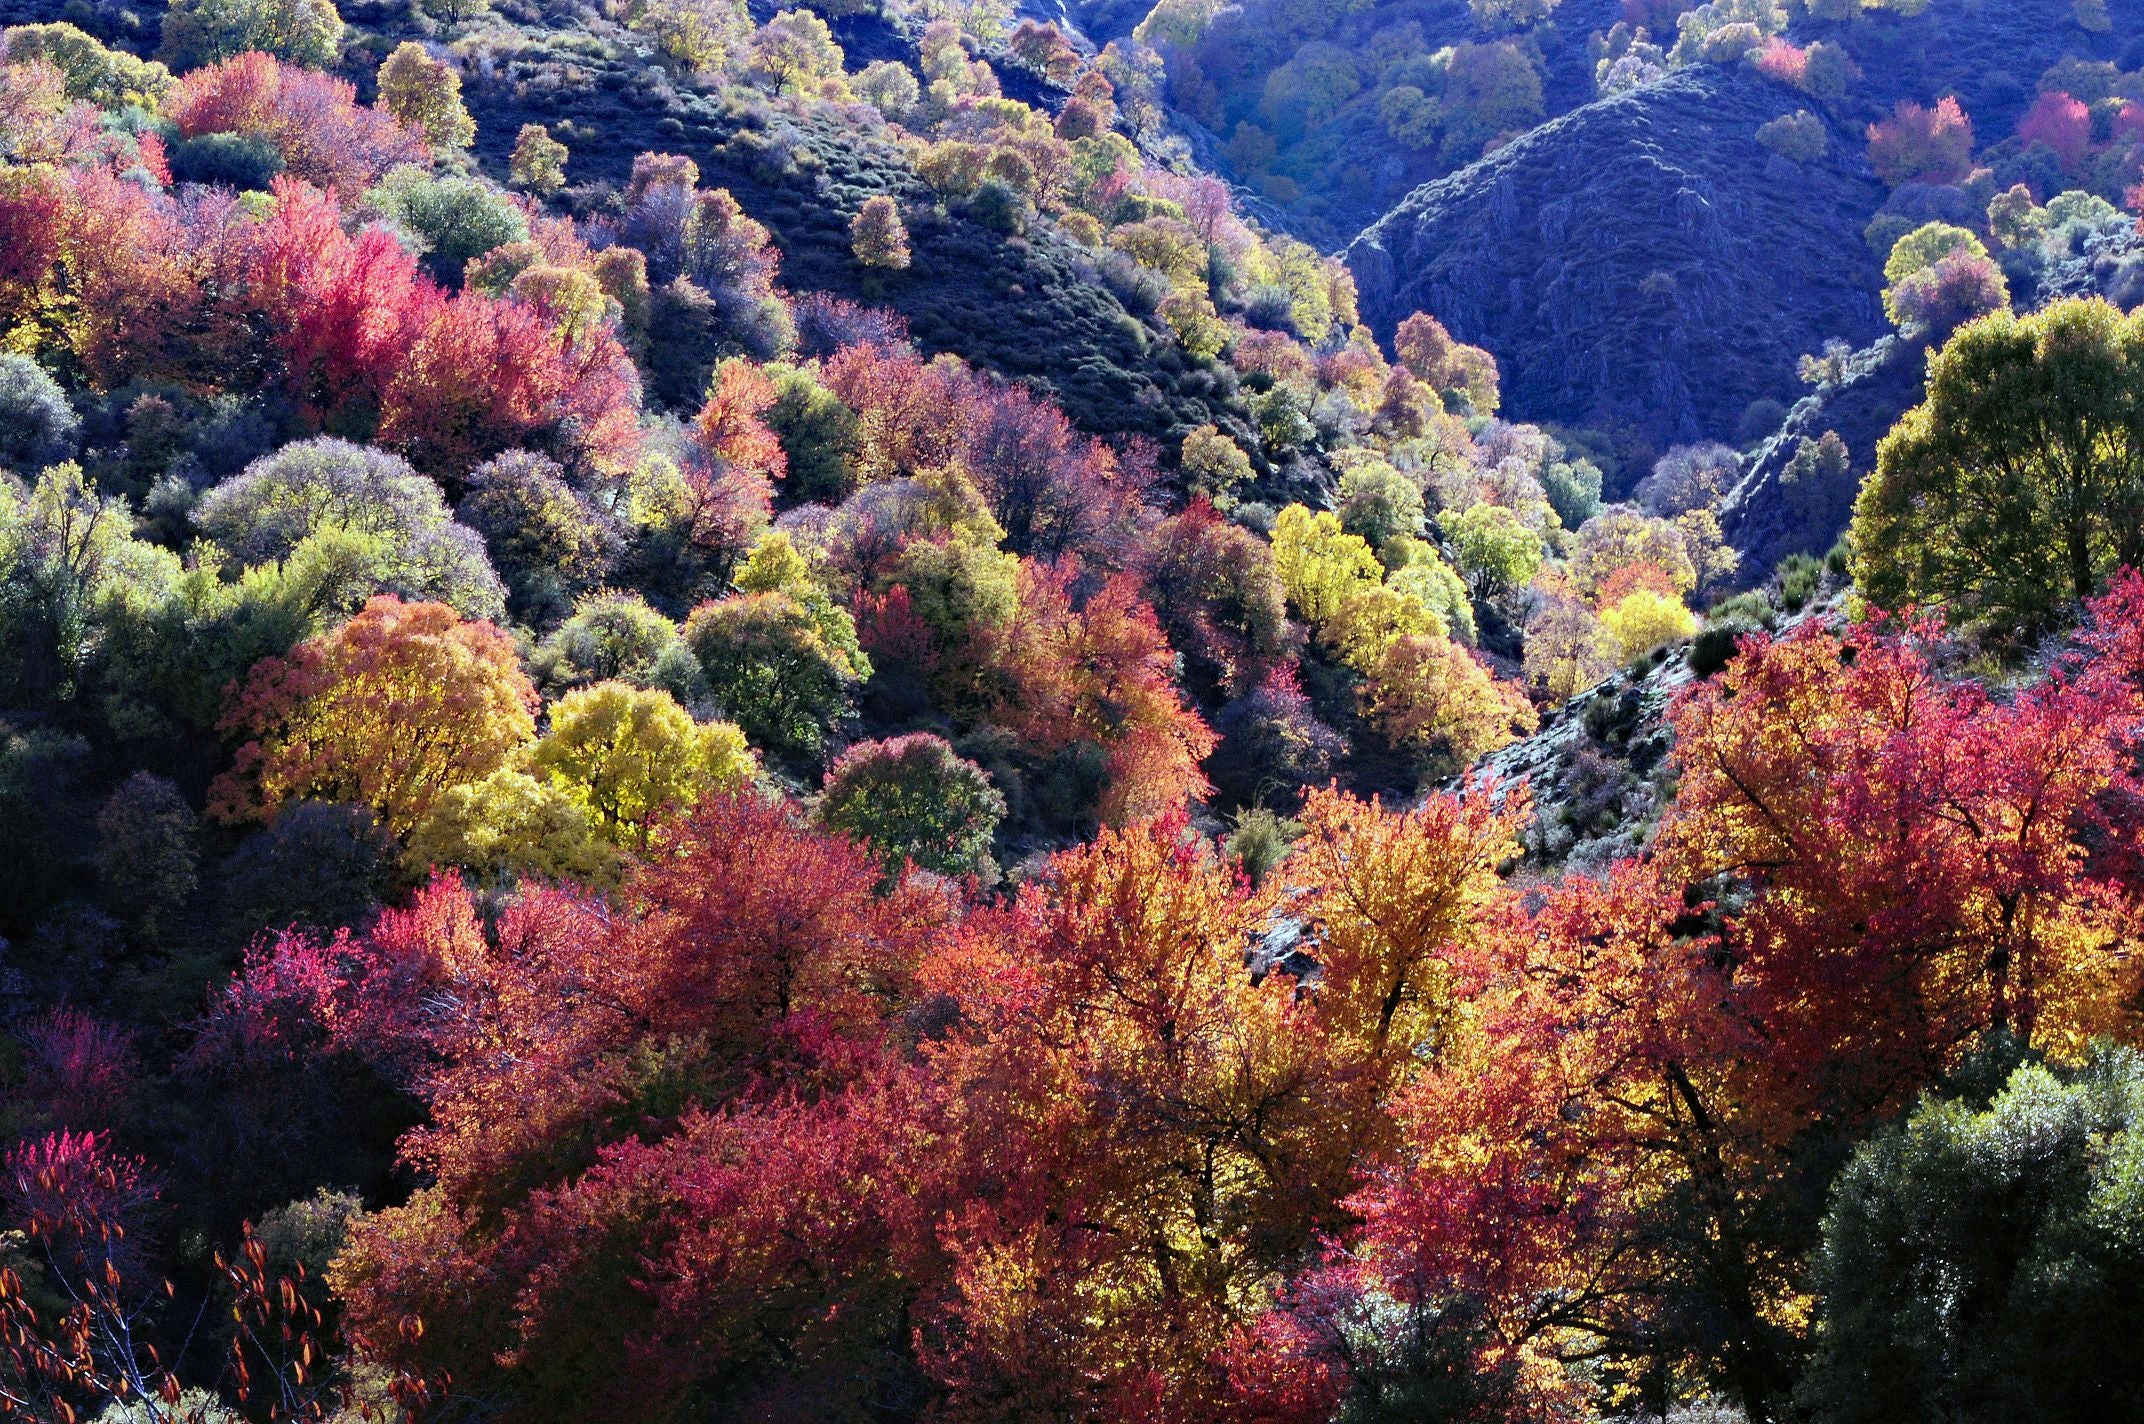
1394,312,1500,416
165,52,420,199
1853,296,2144,635
403,767,618,884
367,166,526,282
0,25,171,110
1362,632,1536,770
209,594,538,837
1144,499,1291,697
817,732,1005,877
530,682,755,849
161,0,344,68
1271,504,1381,624
457,450,617,624
1881,223,2008,332
376,42,474,152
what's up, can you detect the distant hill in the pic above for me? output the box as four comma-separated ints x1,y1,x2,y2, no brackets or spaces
1346,66,1889,459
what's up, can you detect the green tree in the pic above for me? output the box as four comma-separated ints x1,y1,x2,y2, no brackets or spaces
1800,1048,2144,1424
1852,297,2144,634
160,0,343,67
816,733,1005,878
1438,502,1544,598
682,590,869,761
1337,460,1426,554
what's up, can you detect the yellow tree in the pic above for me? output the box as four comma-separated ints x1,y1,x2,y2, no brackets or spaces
530,682,755,850
376,42,474,150
209,596,537,836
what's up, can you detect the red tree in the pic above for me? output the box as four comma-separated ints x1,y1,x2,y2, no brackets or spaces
1867,96,1975,188
2017,89,2093,173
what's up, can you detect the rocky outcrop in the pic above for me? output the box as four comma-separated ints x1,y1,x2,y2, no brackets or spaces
1347,67,1890,451
1717,334,1925,573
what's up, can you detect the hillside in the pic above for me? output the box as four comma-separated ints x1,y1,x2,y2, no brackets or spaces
7,0,1268,457
1347,65,1888,459
1803,0,2144,134
8,2,2144,1421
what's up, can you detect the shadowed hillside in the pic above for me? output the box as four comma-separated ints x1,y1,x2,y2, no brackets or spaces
1347,65,1889,457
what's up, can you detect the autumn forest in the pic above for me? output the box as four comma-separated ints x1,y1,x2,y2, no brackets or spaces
2,0,2144,1419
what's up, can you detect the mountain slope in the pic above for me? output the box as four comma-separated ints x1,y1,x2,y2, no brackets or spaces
1346,65,1889,458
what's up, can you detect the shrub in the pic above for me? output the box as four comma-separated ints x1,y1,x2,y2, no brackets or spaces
168,131,284,189
850,195,910,270
207,595,538,837
0,355,78,471
1776,550,1822,610
457,451,618,626
1336,461,1426,554
164,51,422,200
402,767,615,884
1206,668,1345,811
1866,96,1974,188
1756,109,1826,163
94,772,197,937
193,438,506,621
854,60,918,120
816,733,1005,878
1879,223,2008,332
509,124,568,195
1180,424,1253,500
1801,1050,2144,1424
0,24,172,109
1540,455,1603,529
534,591,688,691
969,178,1031,234
366,167,529,284
2017,90,2091,173
220,801,393,937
